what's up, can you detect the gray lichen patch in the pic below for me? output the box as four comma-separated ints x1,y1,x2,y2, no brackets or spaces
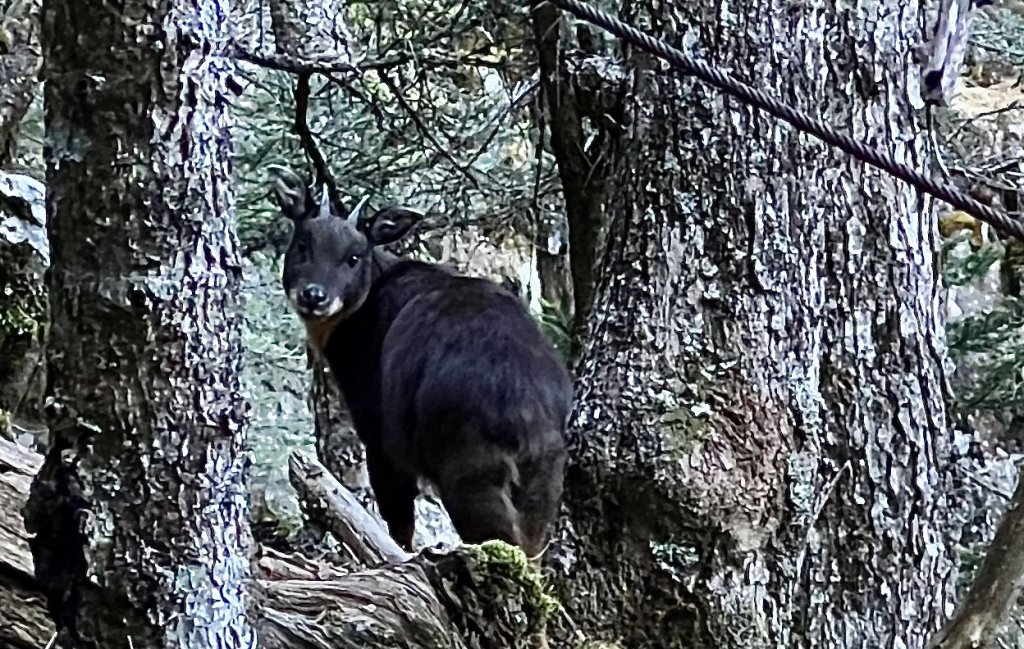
0,171,48,419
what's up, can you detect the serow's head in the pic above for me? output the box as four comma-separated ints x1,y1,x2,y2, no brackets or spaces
270,167,422,323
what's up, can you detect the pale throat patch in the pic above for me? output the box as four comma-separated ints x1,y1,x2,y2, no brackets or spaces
304,308,346,352
290,291,371,353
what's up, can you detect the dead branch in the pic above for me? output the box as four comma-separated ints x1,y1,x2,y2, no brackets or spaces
257,560,468,649
288,450,412,565
930,473,1024,649
257,540,554,649
278,449,555,647
293,71,347,214
232,47,512,77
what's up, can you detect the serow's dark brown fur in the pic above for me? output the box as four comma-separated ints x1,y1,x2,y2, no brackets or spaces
271,168,573,558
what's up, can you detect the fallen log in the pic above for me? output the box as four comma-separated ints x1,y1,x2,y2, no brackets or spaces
0,439,554,648
0,436,52,648
271,450,556,648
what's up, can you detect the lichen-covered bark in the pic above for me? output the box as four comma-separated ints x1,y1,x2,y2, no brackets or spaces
267,0,353,63
550,1,956,647
0,171,47,426
0,0,41,164
23,1,252,647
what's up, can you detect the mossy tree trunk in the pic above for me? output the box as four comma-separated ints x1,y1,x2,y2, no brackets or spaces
23,0,253,646
544,1,958,647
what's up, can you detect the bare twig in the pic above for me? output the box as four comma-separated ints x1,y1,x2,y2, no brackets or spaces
232,46,512,78
377,72,481,189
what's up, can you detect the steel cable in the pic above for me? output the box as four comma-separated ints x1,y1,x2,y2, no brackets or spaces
546,0,1024,241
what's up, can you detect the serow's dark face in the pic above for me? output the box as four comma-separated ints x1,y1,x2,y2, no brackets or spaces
269,167,423,324
283,207,375,321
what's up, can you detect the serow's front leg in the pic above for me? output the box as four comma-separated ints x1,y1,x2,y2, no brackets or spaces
365,446,418,551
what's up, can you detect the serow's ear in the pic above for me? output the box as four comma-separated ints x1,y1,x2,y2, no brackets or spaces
268,166,314,220
363,207,423,246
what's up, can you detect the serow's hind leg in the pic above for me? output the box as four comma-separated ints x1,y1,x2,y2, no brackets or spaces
366,445,418,551
436,451,522,549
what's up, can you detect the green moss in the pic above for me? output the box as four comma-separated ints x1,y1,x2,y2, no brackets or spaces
0,246,47,340
433,540,561,643
471,540,560,620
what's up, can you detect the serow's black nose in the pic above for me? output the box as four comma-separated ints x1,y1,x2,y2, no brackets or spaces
300,284,327,307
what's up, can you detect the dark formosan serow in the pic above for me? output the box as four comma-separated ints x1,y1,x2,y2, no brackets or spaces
271,167,573,559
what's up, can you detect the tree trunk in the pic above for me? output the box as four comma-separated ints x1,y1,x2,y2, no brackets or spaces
0,0,41,165
23,1,253,647
548,1,957,647
267,0,353,63
532,1,613,351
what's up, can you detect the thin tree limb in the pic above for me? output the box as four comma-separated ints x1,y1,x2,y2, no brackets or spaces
292,71,348,214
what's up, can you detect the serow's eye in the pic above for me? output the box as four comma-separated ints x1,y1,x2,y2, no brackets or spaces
346,254,360,267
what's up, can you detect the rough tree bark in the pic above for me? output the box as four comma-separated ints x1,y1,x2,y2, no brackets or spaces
0,0,46,428
543,1,957,647
0,0,41,164
267,0,354,63
0,436,51,648
22,1,254,646
0,171,47,430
